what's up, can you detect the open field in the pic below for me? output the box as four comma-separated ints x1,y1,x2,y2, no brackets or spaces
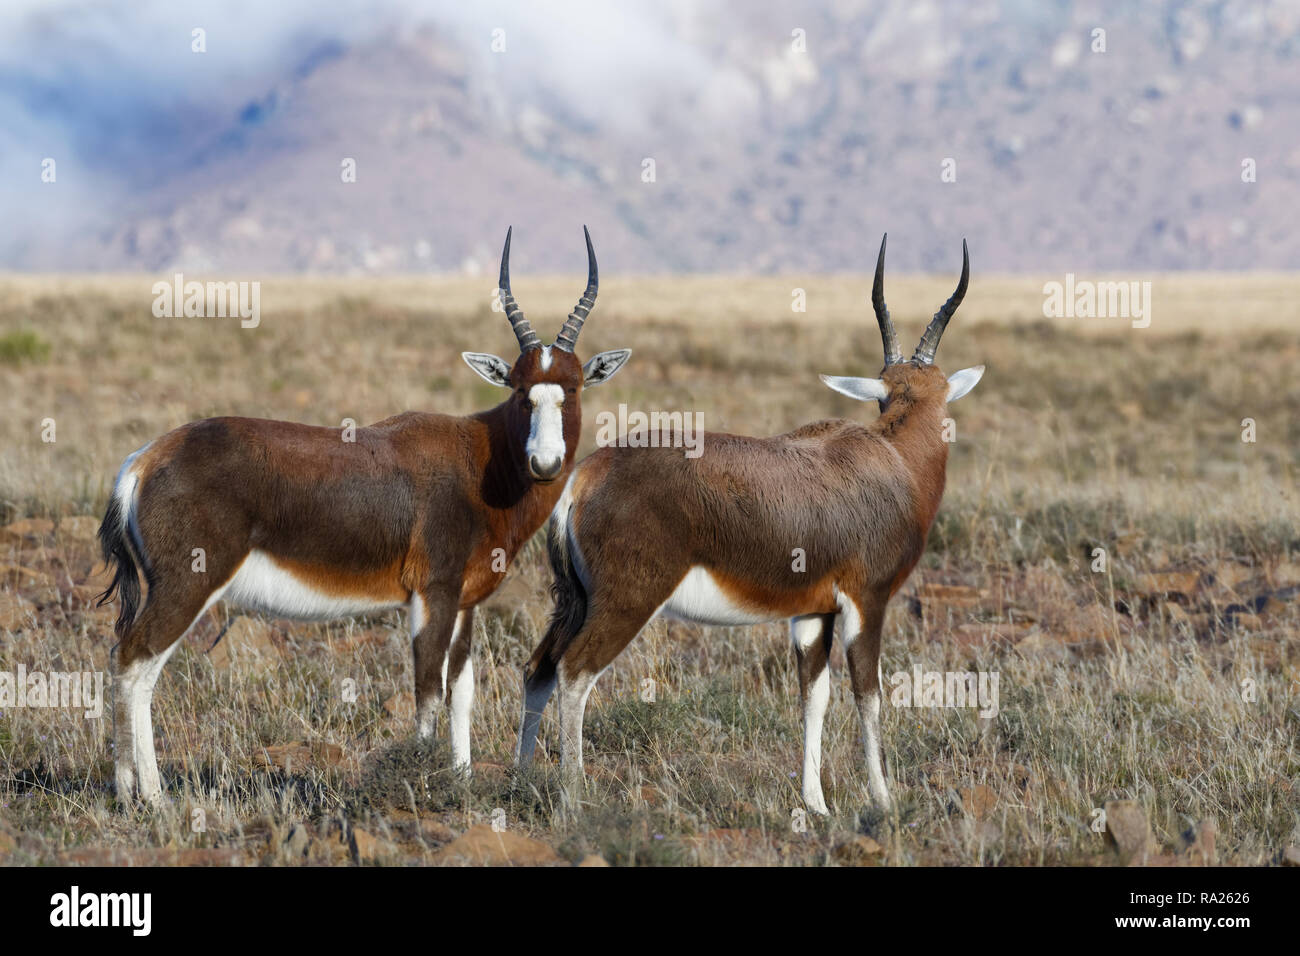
1,274,1298,866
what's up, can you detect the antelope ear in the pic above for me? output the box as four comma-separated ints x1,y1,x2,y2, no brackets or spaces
462,352,512,387
582,349,632,388
945,365,985,403
819,374,891,403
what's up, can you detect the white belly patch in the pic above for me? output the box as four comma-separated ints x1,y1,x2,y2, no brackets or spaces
220,549,405,621
657,566,775,627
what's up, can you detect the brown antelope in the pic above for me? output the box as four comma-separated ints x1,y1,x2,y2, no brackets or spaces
515,235,983,813
97,227,631,805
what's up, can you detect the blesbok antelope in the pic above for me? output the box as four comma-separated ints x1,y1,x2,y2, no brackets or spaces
98,227,631,805
516,235,984,813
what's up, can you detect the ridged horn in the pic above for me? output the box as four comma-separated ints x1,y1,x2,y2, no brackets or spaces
913,238,969,365
498,227,541,351
872,233,903,366
553,226,598,353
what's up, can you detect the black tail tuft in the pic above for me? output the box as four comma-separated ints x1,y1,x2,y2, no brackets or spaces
542,511,587,662
96,495,141,638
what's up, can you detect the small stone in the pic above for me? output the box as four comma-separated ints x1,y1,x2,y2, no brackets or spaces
383,691,415,720
432,824,563,866
961,784,996,820
350,826,396,864
832,835,884,865
1103,800,1154,864
283,823,311,859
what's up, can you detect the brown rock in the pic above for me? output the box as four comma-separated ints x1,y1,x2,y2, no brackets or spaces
0,564,55,591
1271,563,1300,586
350,826,397,864
577,854,610,867
419,819,457,844
0,518,54,547
383,691,415,720
60,847,244,866
254,743,312,773
951,622,1032,652
1255,596,1287,619
1103,800,1154,864
282,823,312,859
960,784,996,820
432,824,563,866
253,740,345,773
1211,565,1257,590
1231,612,1265,632
832,835,885,865
1137,571,1200,598
1181,819,1216,866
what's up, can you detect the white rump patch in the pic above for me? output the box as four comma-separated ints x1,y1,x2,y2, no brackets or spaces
835,587,864,647
658,566,774,627
222,550,403,621
112,441,153,566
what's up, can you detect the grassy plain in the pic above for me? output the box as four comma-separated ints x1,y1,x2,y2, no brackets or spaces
0,272,1297,865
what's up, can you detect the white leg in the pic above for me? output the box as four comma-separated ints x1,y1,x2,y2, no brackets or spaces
113,650,137,799
410,594,439,740
117,641,180,806
557,664,599,783
838,592,891,808
791,614,832,815
446,611,474,772
861,680,890,807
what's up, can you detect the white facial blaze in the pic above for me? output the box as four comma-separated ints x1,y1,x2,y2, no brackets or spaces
526,383,566,469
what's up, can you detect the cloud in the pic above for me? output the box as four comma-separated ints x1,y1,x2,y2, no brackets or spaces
0,0,756,265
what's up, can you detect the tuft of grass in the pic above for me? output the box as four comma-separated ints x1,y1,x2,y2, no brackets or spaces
0,329,51,364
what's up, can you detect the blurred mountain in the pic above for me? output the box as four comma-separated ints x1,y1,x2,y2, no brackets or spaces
5,0,1300,274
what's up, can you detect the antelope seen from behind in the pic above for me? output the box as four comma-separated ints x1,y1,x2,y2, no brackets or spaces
516,235,983,813
98,227,631,805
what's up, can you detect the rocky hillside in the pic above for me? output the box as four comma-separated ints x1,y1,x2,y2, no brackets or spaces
5,0,1299,273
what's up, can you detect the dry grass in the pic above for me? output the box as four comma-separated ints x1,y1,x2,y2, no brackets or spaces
1,274,1297,866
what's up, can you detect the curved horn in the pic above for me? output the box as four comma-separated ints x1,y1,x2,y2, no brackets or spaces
912,238,969,365
553,225,598,353
498,227,541,351
872,233,903,366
